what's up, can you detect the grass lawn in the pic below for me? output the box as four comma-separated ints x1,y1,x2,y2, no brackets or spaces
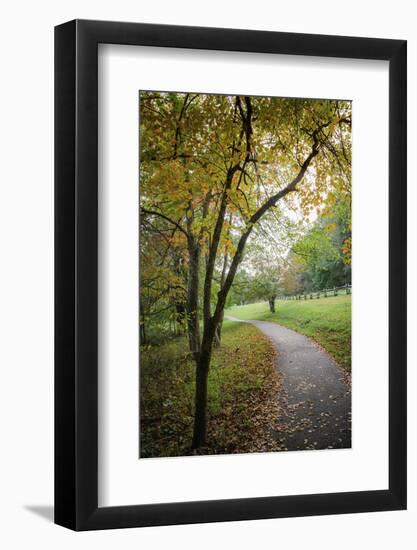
140,320,282,458
226,296,351,370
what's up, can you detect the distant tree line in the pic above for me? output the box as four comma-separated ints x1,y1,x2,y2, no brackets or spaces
226,194,351,311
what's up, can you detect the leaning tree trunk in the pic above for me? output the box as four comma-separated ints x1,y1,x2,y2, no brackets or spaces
213,246,228,347
189,109,325,450
192,212,255,449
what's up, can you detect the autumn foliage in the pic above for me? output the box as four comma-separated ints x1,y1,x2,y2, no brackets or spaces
140,92,351,451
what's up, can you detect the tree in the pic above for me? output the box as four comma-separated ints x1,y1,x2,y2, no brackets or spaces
140,218,188,342
140,92,351,448
292,192,351,292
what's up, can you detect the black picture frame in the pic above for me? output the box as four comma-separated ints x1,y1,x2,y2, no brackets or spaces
55,19,407,531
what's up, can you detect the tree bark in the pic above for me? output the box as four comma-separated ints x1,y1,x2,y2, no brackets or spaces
268,296,276,313
213,246,229,347
214,309,224,346
192,322,215,449
140,302,147,345
171,254,187,335
186,239,201,357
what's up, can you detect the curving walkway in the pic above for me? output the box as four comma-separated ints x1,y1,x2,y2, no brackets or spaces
225,315,351,451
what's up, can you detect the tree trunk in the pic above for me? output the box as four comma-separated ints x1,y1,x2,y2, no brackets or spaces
213,244,229,348
192,350,211,449
140,302,147,345
172,252,187,334
192,323,215,449
188,113,323,450
174,301,187,334
186,241,201,356
268,296,276,313
214,309,224,346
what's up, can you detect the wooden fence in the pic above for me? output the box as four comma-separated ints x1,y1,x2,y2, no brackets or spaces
279,283,352,301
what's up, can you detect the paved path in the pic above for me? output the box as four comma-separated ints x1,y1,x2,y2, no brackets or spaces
225,315,351,451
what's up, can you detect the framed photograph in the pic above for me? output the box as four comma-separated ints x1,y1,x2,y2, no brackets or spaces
55,19,406,530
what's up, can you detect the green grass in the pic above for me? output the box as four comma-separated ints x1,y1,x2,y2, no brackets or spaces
140,320,280,457
226,295,351,370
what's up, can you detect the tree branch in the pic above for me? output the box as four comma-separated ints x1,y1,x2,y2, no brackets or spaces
211,128,324,325
141,207,188,237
